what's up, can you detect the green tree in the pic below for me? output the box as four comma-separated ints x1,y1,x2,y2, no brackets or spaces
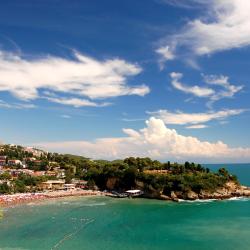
0,182,12,194
218,168,229,177
0,172,11,180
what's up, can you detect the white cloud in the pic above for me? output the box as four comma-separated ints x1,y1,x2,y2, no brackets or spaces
156,46,175,60
170,72,243,104
158,0,250,62
186,124,208,129
203,74,244,103
122,128,141,138
0,100,36,109
0,50,150,107
156,46,175,69
121,118,145,122
45,96,110,108
170,72,215,97
147,109,246,126
159,0,207,9
36,117,250,162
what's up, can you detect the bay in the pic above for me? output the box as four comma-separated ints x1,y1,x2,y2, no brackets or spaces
0,164,250,250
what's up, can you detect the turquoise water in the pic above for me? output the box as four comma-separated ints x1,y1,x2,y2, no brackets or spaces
1,164,250,250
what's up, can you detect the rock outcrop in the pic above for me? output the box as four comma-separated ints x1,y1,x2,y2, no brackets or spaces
185,190,199,200
139,181,250,202
106,177,119,190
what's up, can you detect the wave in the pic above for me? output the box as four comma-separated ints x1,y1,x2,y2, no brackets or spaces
80,202,106,207
178,197,250,203
55,201,107,207
178,199,217,203
226,197,249,201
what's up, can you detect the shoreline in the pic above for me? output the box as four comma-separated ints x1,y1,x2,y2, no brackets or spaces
157,193,250,202
0,190,107,208
1,188,250,208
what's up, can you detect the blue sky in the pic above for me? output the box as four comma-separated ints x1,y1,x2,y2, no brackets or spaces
0,0,249,162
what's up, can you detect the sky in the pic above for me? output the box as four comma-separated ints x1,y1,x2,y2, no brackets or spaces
0,0,250,163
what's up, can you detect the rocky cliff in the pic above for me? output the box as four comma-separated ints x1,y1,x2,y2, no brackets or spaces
137,181,250,202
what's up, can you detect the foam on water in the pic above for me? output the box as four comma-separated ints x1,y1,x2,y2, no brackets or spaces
226,196,250,201
80,202,106,206
178,197,250,203
178,199,217,203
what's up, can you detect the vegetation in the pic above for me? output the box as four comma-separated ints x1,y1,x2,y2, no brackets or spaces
0,144,239,197
84,158,239,195
0,174,49,194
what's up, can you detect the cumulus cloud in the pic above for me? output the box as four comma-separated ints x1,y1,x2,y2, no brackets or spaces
148,109,246,126
157,0,250,63
0,50,150,107
170,72,243,104
36,117,250,162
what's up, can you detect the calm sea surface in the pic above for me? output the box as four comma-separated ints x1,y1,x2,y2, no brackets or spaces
1,164,250,250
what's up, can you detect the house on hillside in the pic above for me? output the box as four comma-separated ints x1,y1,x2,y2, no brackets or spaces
23,157,36,162
64,183,76,191
9,169,22,177
33,171,46,177
0,160,6,167
45,171,57,177
21,169,34,175
8,159,23,167
24,147,45,157
72,179,88,189
38,180,65,191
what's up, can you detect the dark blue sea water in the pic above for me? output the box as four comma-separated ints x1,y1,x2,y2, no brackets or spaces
0,164,250,250
205,163,250,186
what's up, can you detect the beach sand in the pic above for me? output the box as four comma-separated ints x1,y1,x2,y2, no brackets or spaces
0,190,105,207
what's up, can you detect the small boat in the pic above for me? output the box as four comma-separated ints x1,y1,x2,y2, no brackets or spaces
125,190,144,197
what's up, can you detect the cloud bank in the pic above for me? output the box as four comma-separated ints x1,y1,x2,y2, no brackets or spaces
148,109,246,127
0,50,150,107
158,0,250,62
36,117,250,162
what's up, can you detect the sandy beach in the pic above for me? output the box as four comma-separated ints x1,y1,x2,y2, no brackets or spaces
0,190,105,207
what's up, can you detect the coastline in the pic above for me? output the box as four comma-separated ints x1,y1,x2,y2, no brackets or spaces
148,183,250,202
136,179,250,202
1,185,250,208
0,190,106,208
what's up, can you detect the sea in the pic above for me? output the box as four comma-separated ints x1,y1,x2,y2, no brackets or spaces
0,164,250,250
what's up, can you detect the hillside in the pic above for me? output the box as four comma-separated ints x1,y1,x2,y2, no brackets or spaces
0,144,250,201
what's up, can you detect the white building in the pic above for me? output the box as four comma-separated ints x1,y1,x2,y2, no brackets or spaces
8,159,23,166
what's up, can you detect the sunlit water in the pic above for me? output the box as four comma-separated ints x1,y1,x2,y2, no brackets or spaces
0,164,250,250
